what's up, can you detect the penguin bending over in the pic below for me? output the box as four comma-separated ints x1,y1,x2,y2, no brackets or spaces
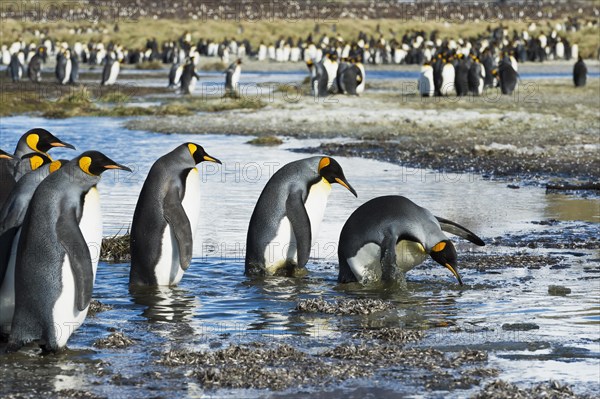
6,152,130,353
245,156,357,277
0,154,66,336
27,48,44,82
337,60,363,95
129,143,221,287
225,58,242,97
338,196,485,285
573,56,587,87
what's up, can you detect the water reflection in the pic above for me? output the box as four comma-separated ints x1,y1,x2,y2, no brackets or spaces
130,285,199,324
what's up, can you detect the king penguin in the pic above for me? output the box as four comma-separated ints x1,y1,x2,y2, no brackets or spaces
6,151,130,353
498,57,518,95
55,49,72,85
337,196,485,285
225,58,242,97
101,51,120,86
180,57,200,95
129,143,221,287
307,59,328,97
573,56,587,87
245,156,357,277
0,154,66,336
418,62,435,97
0,129,74,212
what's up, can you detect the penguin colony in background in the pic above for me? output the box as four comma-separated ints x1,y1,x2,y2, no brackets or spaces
0,125,487,353
3,19,594,94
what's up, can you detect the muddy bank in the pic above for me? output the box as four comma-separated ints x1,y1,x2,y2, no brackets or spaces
125,78,600,183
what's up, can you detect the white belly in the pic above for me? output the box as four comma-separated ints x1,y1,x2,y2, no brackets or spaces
188,77,197,93
263,179,331,274
154,169,200,286
63,60,71,84
356,64,365,93
0,229,20,334
441,65,455,96
232,68,241,88
107,62,119,85
347,240,429,284
51,188,102,348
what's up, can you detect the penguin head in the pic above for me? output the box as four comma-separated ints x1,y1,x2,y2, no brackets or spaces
22,152,52,171
186,143,222,165
429,240,463,285
21,128,76,155
317,157,357,197
77,151,132,176
0,149,15,160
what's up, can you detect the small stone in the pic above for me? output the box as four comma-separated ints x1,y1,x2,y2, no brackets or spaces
548,285,572,296
501,323,539,331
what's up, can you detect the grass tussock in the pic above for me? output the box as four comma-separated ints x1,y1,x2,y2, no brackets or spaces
199,61,227,72
101,234,131,262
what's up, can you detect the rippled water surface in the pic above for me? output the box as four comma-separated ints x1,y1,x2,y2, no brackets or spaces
0,116,598,397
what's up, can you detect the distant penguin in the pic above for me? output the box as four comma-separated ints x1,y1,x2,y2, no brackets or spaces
225,58,242,97
337,61,362,95
573,56,587,87
454,58,470,96
168,62,184,88
441,60,455,96
55,49,72,85
481,51,496,88
0,154,65,336
69,51,79,84
498,58,518,95
180,58,200,95
337,196,485,285
129,143,221,287
6,151,130,353
245,156,357,277
101,52,120,86
432,55,444,96
27,48,44,82
8,53,24,82
468,58,485,95
322,53,339,92
307,59,328,97
418,63,435,97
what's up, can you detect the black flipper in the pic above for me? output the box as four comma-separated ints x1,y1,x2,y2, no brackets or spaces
57,208,93,312
163,186,193,270
380,232,398,281
435,216,485,246
286,189,312,268
0,227,18,287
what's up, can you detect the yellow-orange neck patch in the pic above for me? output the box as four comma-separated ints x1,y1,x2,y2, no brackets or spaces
29,155,44,171
49,160,62,173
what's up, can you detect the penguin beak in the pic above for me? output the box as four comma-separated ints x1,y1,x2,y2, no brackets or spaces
203,154,222,164
0,153,15,160
50,140,76,150
444,263,463,286
105,163,132,172
334,177,357,197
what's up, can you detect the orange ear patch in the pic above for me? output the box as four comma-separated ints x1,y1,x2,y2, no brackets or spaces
432,242,446,252
187,143,197,157
79,156,93,176
26,134,40,151
318,157,330,172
